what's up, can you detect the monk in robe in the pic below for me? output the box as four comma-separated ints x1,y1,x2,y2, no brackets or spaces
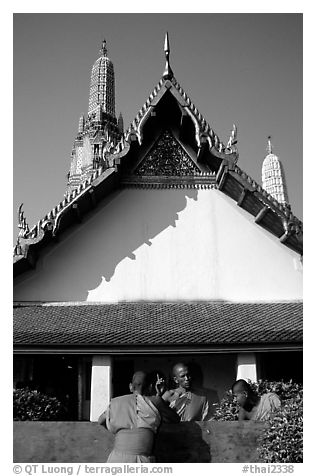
232,379,281,421
143,370,180,424
98,370,179,463
163,362,210,421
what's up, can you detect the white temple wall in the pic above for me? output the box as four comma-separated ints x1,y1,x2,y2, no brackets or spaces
14,188,302,302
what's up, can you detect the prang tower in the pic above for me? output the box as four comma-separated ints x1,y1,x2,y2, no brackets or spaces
67,40,123,193
262,136,289,206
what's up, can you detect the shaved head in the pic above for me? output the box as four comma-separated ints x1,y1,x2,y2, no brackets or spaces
232,379,250,394
172,362,187,377
232,379,259,410
130,371,146,394
172,362,191,390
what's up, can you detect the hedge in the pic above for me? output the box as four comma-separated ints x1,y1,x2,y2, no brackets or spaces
212,380,303,463
13,387,66,421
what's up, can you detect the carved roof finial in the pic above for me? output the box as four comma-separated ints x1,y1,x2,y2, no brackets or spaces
227,124,237,149
267,135,273,155
100,39,107,57
163,32,173,80
17,203,30,238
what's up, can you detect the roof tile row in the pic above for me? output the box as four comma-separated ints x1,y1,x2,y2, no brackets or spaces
13,301,302,347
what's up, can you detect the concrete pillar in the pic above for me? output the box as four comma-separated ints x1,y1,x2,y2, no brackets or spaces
90,355,112,422
236,353,257,382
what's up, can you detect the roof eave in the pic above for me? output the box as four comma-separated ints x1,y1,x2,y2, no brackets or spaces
13,342,303,355
216,163,303,255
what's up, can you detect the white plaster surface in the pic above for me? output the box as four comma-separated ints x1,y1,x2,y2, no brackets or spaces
14,188,302,302
236,353,258,382
90,355,112,422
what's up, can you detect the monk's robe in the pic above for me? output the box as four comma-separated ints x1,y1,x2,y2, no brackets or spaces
169,388,209,421
251,392,281,421
105,393,161,463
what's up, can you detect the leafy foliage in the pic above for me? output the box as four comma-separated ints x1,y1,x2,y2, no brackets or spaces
13,387,65,421
257,383,303,463
211,386,238,421
211,380,303,463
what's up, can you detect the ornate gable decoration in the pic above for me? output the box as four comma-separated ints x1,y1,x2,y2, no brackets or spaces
135,130,200,176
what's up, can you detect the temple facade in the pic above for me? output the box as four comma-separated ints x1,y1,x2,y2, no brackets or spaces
13,35,303,422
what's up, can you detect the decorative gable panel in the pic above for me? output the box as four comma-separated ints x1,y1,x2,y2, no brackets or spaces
135,130,200,176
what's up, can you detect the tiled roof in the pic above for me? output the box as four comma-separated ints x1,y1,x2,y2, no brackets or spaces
13,301,302,348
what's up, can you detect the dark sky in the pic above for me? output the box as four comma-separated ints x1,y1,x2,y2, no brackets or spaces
13,13,302,240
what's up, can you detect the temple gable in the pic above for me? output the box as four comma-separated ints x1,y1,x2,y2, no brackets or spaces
135,130,200,176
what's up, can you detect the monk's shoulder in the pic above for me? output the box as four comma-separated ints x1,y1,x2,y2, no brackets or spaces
110,394,134,407
265,392,281,405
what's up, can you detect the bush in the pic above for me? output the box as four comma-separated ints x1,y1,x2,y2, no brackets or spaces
211,386,238,421
257,383,303,463
13,387,66,421
212,380,303,463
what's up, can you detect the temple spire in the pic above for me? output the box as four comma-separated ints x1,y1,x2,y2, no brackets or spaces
89,39,115,117
163,32,173,79
67,39,120,194
100,39,108,57
267,135,273,155
262,138,289,205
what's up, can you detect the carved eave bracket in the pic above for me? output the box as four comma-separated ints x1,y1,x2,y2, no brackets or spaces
215,162,303,255
280,217,303,245
197,134,209,163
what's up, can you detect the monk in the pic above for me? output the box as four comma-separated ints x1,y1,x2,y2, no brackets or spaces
232,379,281,421
98,371,160,462
143,370,180,424
98,370,179,463
163,362,210,421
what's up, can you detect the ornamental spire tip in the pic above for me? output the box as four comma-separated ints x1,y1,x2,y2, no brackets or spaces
100,39,107,57
163,32,173,79
164,32,170,53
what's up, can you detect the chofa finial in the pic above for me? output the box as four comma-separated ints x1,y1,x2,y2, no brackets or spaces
226,124,238,151
163,32,173,80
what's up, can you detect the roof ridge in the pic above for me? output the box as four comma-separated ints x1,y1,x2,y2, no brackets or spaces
117,75,230,157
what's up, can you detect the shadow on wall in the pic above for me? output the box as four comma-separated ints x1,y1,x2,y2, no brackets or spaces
13,421,265,463
155,422,211,462
15,188,198,301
